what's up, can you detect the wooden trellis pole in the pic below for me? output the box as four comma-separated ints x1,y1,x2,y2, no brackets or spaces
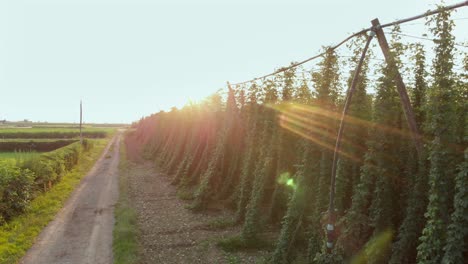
371,18,423,155
327,32,374,252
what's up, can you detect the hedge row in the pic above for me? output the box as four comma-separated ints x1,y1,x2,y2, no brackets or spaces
0,140,93,223
0,140,78,152
0,161,34,222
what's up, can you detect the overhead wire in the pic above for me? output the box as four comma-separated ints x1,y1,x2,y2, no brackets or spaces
384,31,468,48
230,0,468,86
402,16,468,26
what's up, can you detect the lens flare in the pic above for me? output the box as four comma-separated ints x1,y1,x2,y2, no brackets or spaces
351,229,394,264
269,103,363,163
277,172,297,190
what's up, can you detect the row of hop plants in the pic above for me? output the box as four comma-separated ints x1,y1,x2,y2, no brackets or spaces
0,140,93,223
131,8,466,264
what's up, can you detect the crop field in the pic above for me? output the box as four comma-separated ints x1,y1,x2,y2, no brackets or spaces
0,127,114,153
0,139,77,142
0,139,79,152
0,152,39,161
0,127,112,139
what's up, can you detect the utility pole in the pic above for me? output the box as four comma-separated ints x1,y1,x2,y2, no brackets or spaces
80,100,83,144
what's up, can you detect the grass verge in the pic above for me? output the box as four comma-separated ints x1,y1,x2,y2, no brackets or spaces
217,235,274,252
0,138,110,263
205,217,237,230
112,138,139,264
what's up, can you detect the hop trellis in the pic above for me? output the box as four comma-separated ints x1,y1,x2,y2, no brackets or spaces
131,2,467,263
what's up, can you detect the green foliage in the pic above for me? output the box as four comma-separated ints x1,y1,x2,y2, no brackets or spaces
241,155,273,241
313,49,341,219
191,87,242,210
0,160,35,222
269,72,300,224
192,140,225,210
22,141,88,190
0,151,39,161
339,143,378,256
205,217,236,230
350,229,393,264
0,141,93,223
409,43,428,128
271,171,307,264
390,152,429,264
172,153,191,185
235,126,258,222
0,127,109,139
217,235,272,252
441,150,468,264
389,42,429,264
417,8,459,264
273,142,320,263
313,250,344,264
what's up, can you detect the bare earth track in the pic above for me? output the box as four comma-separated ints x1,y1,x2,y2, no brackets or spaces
125,136,268,264
20,133,121,264
125,161,270,264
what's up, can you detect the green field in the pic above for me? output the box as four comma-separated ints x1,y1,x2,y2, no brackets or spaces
0,127,115,139
0,152,39,161
0,127,114,139
0,138,81,142
0,126,116,154
0,127,113,133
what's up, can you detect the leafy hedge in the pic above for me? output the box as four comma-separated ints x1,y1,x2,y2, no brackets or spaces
0,161,34,223
0,140,93,223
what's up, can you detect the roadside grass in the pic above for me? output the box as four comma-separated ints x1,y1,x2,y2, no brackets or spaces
176,187,195,200
217,235,274,252
113,139,139,264
205,217,237,230
224,252,242,264
0,139,109,264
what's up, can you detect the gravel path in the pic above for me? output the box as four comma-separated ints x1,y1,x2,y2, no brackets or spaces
20,133,121,264
126,162,230,263
124,156,269,263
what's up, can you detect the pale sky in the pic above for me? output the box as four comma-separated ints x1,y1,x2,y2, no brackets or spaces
1,0,467,123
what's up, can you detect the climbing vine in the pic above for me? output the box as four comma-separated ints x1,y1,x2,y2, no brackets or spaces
130,6,466,263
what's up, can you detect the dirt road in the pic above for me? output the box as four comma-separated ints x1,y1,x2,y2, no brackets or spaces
20,133,121,264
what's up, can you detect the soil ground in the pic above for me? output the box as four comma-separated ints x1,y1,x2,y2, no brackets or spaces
125,135,270,264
